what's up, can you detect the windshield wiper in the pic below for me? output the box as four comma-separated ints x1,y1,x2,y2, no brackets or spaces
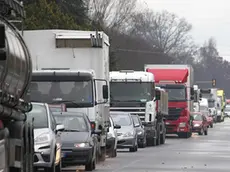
63,129,80,132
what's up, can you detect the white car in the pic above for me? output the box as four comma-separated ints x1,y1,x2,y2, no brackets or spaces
106,116,121,157
26,102,64,172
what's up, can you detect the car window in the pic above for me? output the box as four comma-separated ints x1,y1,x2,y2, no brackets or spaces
111,114,132,126
192,114,202,121
55,115,89,132
26,104,48,129
49,109,56,130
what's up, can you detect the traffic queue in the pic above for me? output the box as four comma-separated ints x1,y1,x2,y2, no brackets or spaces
22,30,228,172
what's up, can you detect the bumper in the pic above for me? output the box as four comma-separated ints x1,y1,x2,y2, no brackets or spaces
62,147,93,165
106,137,116,150
34,148,53,168
165,121,190,134
192,127,201,133
117,137,135,149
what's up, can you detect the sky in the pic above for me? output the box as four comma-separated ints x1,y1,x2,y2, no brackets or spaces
143,0,230,61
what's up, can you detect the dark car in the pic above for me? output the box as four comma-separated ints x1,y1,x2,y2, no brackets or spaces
131,115,146,148
53,112,99,171
191,112,209,135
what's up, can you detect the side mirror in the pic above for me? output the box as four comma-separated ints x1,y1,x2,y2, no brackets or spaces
56,124,65,132
102,85,108,99
92,130,102,135
190,88,194,96
134,123,140,128
0,24,6,60
155,90,161,101
114,124,121,129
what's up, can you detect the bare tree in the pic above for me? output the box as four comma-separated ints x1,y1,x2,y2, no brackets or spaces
128,10,194,57
86,0,137,31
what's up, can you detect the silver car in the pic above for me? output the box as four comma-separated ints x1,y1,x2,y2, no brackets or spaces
26,102,65,172
110,111,138,152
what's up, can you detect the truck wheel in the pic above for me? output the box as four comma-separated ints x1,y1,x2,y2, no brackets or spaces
160,131,166,144
98,147,106,161
156,131,161,145
111,149,117,158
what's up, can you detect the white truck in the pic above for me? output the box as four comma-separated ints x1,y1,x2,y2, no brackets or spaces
193,85,202,112
0,1,34,172
109,71,166,146
23,30,110,161
199,88,218,122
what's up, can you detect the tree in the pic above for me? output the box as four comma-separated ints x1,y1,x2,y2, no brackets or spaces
128,10,195,61
24,0,80,30
86,0,137,31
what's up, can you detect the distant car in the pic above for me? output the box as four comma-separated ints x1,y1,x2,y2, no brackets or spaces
26,102,64,172
110,111,138,152
106,116,121,157
191,112,208,135
202,111,214,128
53,112,98,171
131,115,146,148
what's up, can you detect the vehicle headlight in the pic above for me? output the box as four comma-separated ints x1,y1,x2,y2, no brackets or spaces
179,122,186,127
107,133,113,139
74,143,90,148
137,131,143,135
123,131,134,137
35,133,50,145
194,123,200,127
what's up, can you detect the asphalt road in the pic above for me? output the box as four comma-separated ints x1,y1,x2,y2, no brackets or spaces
64,118,230,172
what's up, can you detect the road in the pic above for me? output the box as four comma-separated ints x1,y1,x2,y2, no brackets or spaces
64,118,230,172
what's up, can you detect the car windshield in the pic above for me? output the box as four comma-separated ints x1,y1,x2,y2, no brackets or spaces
110,82,153,102
192,114,203,121
132,116,140,126
26,104,48,129
27,80,93,105
111,114,132,126
54,115,88,132
158,85,186,101
208,100,215,108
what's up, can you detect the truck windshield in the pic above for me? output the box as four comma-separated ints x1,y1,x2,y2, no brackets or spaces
110,82,153,102
159,85,186,101
208,100,215,108
28,80,93,106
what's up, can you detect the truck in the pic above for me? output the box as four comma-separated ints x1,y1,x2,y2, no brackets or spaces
199,88,218,122
0,1,34,171
109,71,167,146
145,64,194,138
193,85,202,112
217,89,226,122
23,30,110,161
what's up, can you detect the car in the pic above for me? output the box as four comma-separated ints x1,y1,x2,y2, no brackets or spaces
110,111,138,152
106,116,121,158
131,115,147,148
26,102,64,172
191,112,208,135
202,111,214,128
53,111,99,171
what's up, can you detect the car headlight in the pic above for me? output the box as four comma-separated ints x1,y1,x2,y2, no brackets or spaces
35,133,50,144
74,143,90,148
194,123,200,127
123,131,134,137
137,131,143,135
179,122,186,127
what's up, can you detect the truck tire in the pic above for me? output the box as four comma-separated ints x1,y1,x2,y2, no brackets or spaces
160,130,166,144
111,149,117,158
156,129,161,146
98,147,106,162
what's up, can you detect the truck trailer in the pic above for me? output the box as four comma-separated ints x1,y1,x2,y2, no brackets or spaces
109,71,167,146
0,1,34,171
23,30,110,162
145,64,194,138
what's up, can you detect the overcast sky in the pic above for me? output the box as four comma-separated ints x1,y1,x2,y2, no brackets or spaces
143,0,230,61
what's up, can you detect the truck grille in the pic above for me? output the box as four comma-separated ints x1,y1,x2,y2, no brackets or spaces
165,108,183,120
110,107,146,121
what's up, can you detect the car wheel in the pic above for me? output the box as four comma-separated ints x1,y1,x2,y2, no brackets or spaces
204,128,208,135
198,128,204,135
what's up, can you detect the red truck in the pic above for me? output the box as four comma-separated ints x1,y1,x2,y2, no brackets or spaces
145,65,195,138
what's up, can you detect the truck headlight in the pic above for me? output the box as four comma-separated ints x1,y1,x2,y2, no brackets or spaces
74,143,90,148
179,122,186,127
35,133,50,145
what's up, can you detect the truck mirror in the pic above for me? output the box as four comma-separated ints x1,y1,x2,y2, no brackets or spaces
155,90,160,100
102,85,108,99
0,24,6,61
190,88,194,95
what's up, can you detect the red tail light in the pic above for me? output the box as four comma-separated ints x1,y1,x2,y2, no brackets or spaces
90,122,96,130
